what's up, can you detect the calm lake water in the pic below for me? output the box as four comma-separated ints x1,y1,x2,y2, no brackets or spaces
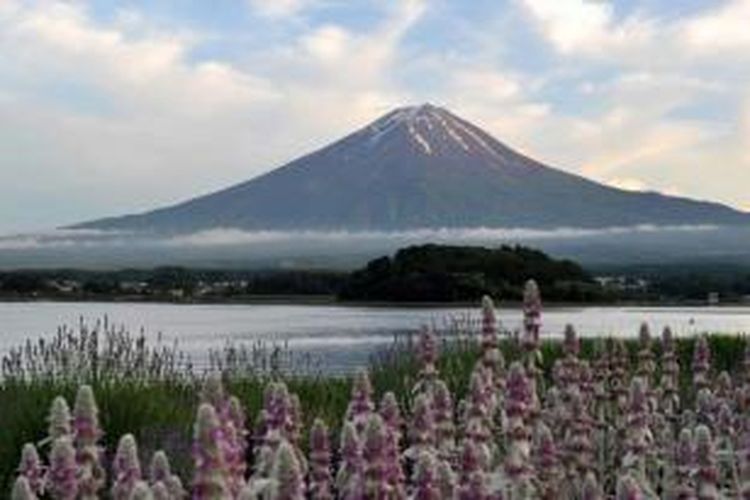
1,302,749,374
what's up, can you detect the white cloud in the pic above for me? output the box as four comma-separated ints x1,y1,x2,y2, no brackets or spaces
682,0,750,52
248,0,315,18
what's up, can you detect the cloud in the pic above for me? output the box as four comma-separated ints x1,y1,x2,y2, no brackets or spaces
248,0,316,18
681,0,750,52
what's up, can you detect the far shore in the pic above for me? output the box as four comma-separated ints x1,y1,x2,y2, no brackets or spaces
0,293,747,309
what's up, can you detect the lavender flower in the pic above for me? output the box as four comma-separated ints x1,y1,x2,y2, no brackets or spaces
17,443,45,495
112,434,142,500
309,419,333,500
270,441,304,500
47,437,78,500
192,404,230,499
11,476,38,500
73,385,105,498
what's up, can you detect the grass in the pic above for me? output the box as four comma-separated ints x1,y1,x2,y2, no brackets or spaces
1,318,748,493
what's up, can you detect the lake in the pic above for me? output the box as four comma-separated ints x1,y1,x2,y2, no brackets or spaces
1,302,749,374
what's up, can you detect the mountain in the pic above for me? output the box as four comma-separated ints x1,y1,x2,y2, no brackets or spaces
75,104,750,232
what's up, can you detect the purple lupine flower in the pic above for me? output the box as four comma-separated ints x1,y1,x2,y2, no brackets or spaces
695,425,720,500
226,395,249,495
563,323,580,357
660,327,680,416
693,335,712,390
362,414,390,499
435,458,456,500
112,434,142,500
533,422,561,500
412,452,440,500
130,481,154,500
610,340,630,412
622,377,651,472
581,472,603,500
522,280,542,353
481,295,499,354
336,422,364,500
17,443,45,496
11,476,38,500
270,441,304,500
73,385,105,498
48,396,72,441
379,393,406,498
346,369,375,435
431,380,456,460
416,326,439,381
192,404,231,499
615,474,643,500
504,362,534,491
308,419,333,500
407,393,436,460
554,324,581,396
563,388,595,480
671,428,695,499
149,450,186,499
739,432,750,499
462,369,491,455
457,440,486,500
47,437,78,500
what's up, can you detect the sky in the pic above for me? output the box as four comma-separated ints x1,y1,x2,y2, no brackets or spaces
0,0,749,233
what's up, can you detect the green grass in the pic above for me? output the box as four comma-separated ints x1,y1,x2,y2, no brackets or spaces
1,331,748,492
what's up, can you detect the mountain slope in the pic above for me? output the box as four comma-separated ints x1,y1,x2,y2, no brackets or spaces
76,104,750,232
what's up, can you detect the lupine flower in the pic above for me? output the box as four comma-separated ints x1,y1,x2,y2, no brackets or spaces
151,481,170,500
336,422,364,500
149,450,186,499
693,335,712,390
47,437,78,500
481,295,499,354
11,476,38,500
17,443,45,495
346,369,375,435
504,362,535,496
73,385,105,498
461,369,492,463
407,393,436,459
533,422,562,499
615,473,643,500
309,419,333,500
581,472,603,500
623,378,652,473
695,425,720,500
130,481,154,500
636,323,655,384
411,451,440,500
48,396,72,441
435,458,456,500
270,441,304,500
457,440,486,500
431,380,456,459
379,393,406,498
416,326,439,382
227,396,249,490
192,404,231,499
522,280,542,353
112,434,142,500
362,414,390,498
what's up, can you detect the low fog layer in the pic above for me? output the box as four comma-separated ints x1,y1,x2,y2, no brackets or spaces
0,225,748,270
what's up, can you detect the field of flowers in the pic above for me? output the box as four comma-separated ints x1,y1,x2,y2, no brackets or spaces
4,280,750,499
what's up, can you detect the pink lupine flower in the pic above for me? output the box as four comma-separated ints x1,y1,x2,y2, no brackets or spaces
462,369,491,450
48,396,72,441
412,452,440,500
416,326,439,381
407,394,436,459
615,474,643,500
581,472,603,500
112,434,142,500
431,380,456,459
149,450,186,499
346,369,375,435
693,335,712,390
695,425,720,500
151,481,170,500
362,414,390,499
623,377,651,472
192,404,231,499
336,422,364,500
671,428,695,499
226,395,249,495
610,340,630,412
130,481,154,500
564,388,595,479
660,327,680,416
457,440,487,500
308,419,333,500
379,393,406,498
636,323,655,380
504,362,534,491
435,458,456,500
11,476,38,500
73,385,105,498
554,324,581,395
481,295,499,354
533,422,562,499
563,323,580,357
522,279,542,352
17,443,45,495
47,437,78,500
270,441,304,500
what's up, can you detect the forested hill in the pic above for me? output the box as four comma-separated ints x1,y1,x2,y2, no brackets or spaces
339,244,600,302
